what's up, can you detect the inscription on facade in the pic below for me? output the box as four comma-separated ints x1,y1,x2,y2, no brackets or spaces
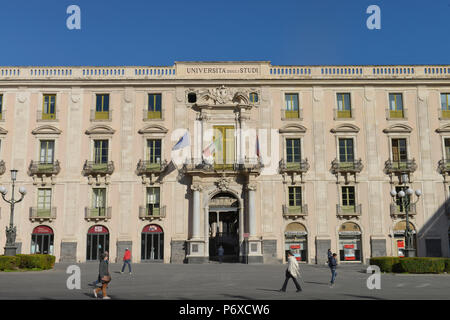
186,67,259,75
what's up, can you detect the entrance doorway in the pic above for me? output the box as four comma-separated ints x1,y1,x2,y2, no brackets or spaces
209,193,239,262
393,220,416,257
284,222,308,262
141,224,164,261
31,225,54,254
338,222,362,262
86,225,109,261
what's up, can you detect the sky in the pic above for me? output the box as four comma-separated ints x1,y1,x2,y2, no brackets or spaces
0,0,448,66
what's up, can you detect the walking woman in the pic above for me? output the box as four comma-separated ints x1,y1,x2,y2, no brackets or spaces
93,253,111,299
279,251,302,292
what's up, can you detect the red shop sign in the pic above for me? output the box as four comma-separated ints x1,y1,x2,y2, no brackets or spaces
397,240,405,249
290,245,301,249
88,225,109,234
142,224,163,233
344,244,355,249
32,226,53,234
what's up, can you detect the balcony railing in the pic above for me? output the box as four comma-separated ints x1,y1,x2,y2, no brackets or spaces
29,207,57,222
336,204,362,217
334,109,352,119
281,108,303,120
85,207,112,221
282,204,308,218
438,108,450,120
28,160,61,176
0,160,5,175
438,159,450,174
279,159,310,173
390,203,416,217
137,160,168,175
331,159,363,174
139,205,166,220
386,108,407,120
37,109,58,121
384,159,417,174
90,109,112,121
82,161,114,175
182,158,263,174
143,109,162,120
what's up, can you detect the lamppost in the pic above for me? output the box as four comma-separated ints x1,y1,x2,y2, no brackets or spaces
1,169,27,256
389,174,421,257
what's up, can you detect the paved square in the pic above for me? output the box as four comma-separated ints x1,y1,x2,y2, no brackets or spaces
0,263,448,300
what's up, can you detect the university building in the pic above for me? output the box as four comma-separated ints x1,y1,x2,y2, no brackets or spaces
0,61,449,264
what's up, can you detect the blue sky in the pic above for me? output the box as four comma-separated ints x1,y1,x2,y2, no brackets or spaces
0,0,448,66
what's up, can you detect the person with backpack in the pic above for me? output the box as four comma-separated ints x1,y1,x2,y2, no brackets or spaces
279,251,302,292
93,253,111,299
328,253,338,287
120,248,132,274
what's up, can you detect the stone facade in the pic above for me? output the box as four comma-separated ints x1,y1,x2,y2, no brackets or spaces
0,62,449,264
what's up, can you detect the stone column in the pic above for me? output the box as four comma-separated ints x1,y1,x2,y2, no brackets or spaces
246,183,263,263
239,111,245,163
248,185,256,237
186,183,207,263
192,184,202,239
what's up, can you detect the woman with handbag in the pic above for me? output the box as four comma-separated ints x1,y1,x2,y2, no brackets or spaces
93,253,111,299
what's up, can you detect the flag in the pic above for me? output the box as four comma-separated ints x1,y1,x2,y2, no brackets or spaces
203,137,222,159
172,131,190,150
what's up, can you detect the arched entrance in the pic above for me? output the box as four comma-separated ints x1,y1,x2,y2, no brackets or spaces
338,222,362,262
208,192,239,262
141,224,164,261
31,225,54,254
284,222,308,262
393,220,416,257
86,225,109,261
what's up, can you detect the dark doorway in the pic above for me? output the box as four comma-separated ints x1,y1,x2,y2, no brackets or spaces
141,224,164,261
86,225,109,261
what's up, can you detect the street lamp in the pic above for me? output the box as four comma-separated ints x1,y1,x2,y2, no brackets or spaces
390,174,421,257
2,169,26,256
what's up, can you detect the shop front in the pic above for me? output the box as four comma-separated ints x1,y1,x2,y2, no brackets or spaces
31,225,54,255
338,222,362,262
141,224,164,261
393,220,416,257
284,222,308,262
86,225,109,261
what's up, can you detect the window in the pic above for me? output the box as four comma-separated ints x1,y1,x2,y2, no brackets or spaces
187,93,197,103
288,186,302,208
146,187,160,215
286,138,301,163
249,92,258,103
441,93,450,119
95,94,110,119
40,140,55,164
341,186,355,208
37,189,52,216
391,138,407,166
445,138,450,160
92,188,106,216
338,138,354,163
389,93,404,118
285,93,299,118
148,94,162,119
94,140,108,164
147,139,161,163
42,94,56,120
395,186,410,212
337,93,351,118
212,126,235,169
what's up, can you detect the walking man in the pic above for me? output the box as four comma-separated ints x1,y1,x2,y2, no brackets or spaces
279,251,302,292
91,251,109,286
93,253,111,299
329,253,338,287
121,248,132,274
218,245,224,264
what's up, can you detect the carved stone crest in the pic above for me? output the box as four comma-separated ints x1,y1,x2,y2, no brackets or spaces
216,176,231,191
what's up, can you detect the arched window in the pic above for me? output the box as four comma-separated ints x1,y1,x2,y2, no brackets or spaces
249,92,258,103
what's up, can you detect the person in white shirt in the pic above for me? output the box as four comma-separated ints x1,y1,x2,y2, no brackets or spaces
279,250,302,292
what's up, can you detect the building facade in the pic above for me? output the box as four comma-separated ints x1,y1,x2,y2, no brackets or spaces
0,61,449,264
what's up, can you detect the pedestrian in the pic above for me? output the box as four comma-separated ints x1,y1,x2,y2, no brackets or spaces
279,251,302,292
329,253,338,287
91,251,109,286
218,245,224,264
93,252,111,299
120,248,132,274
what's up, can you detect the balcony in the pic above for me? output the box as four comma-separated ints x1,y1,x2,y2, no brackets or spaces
390,203,416,218
82,161,114,176
334,109,352,120
384,159,417,174
28,160,61,176
336,204,362,218
139,205,166,220
331,159,363,174
279,159,310,174
85,207,112,221
386,108,407,120
282,204,308,219
438,159,450,175
37,109,58,121
143,109,162,120
137,160,168,175
181,158,263,176
281,108,303,120
90,109,112,121
438,108,450,120
29,207,57,222
0,160,5,175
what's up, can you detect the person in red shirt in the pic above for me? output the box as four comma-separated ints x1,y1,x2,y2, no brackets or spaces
120,248,132,274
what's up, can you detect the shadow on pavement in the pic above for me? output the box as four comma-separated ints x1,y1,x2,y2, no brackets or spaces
221,294,255,300
342,294,386,300
256,288,282,293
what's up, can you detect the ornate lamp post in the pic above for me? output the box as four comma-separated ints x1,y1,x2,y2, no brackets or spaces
390,174,421,257
1,169,27,256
